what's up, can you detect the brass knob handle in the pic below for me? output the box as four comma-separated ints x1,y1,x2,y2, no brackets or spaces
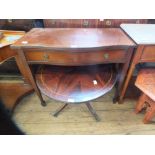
43,53,49,60
103,53,109,59
105,20,111,26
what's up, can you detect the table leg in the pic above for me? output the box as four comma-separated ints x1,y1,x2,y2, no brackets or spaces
118,63,136,103
118,46,144,103
17,50,46,107
113,47,134,103
15,54,30,84
86,102,100,122
53,103,68,117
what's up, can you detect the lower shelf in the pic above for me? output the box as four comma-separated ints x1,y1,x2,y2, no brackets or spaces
35,65,117,103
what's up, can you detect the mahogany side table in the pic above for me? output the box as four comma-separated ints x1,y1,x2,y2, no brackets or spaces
120,24,155,103
11,28,135,108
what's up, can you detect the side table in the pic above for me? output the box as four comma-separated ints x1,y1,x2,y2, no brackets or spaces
120,24,155,103
11,28,135,111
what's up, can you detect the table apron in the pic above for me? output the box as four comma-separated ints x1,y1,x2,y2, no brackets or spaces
24,49,129,66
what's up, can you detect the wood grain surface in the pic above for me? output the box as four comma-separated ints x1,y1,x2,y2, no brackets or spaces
11,28,135,49
35,65,117,103
135,69,155,101
13,89,155,135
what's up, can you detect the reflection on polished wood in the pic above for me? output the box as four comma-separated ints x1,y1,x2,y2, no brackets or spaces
12,28,135,49
35,65,117,103
11,28,135,104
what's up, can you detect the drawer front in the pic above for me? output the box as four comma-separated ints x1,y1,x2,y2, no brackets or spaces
141,46,155,62
43,19,148,28
25,50,126,65
43,19,101,28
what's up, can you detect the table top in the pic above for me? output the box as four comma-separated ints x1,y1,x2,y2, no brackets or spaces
0,30,25,48
121,24,155,45
11,28,135,50
35,65,117,103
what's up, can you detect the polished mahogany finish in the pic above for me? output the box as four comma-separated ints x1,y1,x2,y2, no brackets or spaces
0,19,148,75
135,69,155,123
35,65,117,103
11,28,135,105
24,49,126,66
12,28,135,49
43,19,148,28
120,24,155,103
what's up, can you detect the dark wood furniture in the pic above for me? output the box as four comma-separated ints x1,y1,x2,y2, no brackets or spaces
0,19,35,31
0,19,44,75
11,28,135,108
135,69,155,123
43,19,148,28
0,30,33,112
0,19,147,75
35,64,117,121
120,24,155,103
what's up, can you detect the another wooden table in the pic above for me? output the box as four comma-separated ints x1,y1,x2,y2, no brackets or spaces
11,28,135,106
120,24,155,103
0,30,33,112
135,69,155,123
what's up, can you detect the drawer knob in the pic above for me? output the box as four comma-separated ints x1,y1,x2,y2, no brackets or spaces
104,53,109,59
43,53,49,60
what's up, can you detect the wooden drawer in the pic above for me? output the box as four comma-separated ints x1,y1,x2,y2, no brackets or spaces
43,19,101,28
24,49,126,65
43,19,148,28
141,46,155,62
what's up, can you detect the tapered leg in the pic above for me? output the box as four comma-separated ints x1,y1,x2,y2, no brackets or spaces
119,46,145,103
135,93,147,114
114,48,134,104
86,102,100,122
53,103,68,117
17,50,46,107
